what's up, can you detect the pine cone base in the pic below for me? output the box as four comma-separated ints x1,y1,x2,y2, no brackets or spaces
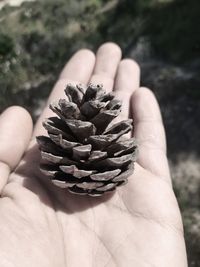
37,84,137,197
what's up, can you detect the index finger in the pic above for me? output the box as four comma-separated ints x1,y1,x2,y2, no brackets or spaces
33,49,95,137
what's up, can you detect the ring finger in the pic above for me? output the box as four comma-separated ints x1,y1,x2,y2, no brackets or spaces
113,59,140,136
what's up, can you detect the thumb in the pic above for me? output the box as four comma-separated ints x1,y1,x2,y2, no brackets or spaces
0,106,33,192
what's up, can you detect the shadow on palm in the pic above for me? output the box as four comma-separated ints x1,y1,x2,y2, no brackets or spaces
16,143,117,213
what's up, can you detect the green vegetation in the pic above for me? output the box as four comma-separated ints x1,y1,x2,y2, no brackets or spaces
0,0,199,112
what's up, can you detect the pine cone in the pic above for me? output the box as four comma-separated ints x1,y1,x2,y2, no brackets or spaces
37,84,137,196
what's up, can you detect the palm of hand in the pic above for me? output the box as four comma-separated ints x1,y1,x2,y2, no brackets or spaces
0,44,187,267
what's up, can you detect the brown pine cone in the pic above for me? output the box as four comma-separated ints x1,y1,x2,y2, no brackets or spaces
37,84,137,197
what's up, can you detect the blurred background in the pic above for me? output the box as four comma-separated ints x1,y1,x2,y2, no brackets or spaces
0,0,199,265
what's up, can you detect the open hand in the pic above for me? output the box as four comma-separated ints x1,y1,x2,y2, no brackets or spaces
0,43,187,267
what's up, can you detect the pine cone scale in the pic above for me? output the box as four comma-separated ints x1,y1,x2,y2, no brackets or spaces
65,119,96,141
90,109,120,134
59,165,95,178
90,169,121,181
43,118,76,141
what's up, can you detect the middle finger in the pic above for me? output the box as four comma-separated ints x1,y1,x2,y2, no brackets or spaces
89,42,122,91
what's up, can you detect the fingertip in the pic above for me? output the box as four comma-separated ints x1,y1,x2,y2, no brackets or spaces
119,58,140,75
136,87,156,98
2,105,27,116
97,42,122,59
1,105,33,129
59,48,95,82
115,58,140,93
73,48,96,62
0,106,33,170
131,87,162,122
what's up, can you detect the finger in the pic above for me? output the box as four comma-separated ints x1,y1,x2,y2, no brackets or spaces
131,87,171,182
33,49,95,137
90,42,122,91
114,59,140,125
0,106,33,191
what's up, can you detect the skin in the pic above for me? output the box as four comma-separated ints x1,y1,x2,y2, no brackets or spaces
0,43,188,267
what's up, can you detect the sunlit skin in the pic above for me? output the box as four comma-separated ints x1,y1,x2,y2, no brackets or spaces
0,43,187,267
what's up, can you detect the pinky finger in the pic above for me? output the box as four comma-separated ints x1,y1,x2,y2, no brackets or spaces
131,87,171,183
0,106,33,192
